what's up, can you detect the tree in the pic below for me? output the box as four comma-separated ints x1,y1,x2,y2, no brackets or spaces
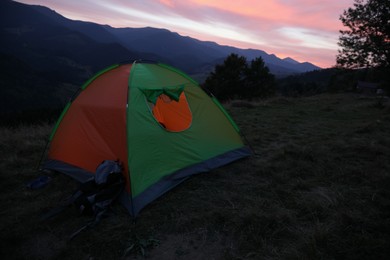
244,57,275,99
337,0,390,69
203,53,247,100
203,54,275,101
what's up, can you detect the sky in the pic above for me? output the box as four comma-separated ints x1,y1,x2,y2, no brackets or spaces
18,0,355,68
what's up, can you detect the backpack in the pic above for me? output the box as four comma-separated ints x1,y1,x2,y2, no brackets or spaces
74,160,124,216
41,160,125,239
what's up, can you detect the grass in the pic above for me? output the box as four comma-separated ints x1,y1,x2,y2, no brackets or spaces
1,93,389,259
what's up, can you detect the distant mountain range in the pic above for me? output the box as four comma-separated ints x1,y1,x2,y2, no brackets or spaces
0,0,321,112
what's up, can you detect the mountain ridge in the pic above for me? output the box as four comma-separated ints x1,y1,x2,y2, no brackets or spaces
2,0,321,76
0,0,322,112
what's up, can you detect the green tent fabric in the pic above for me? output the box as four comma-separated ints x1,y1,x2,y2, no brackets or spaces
43,61,251,216
141,85,184,104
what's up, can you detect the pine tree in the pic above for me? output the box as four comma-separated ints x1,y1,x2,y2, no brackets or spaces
337,0,390,69
203,54,247,100
244,57,275,99
203,54,275,100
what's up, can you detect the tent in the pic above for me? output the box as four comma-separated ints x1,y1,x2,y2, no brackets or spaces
43,61,251,216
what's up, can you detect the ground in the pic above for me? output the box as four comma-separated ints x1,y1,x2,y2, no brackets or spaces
1,93,389,259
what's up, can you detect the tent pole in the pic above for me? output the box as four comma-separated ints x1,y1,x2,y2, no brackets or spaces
36,138,50,171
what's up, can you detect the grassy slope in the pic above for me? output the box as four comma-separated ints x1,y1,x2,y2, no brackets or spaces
0,94,389,259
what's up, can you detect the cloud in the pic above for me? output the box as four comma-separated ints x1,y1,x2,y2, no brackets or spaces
17,0,355,67
277,27,338,49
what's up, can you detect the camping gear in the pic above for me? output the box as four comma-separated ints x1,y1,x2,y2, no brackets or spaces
26,175,51,189
73,160,125,215
42,60,251,216
41,160,125,239
41,160,124,218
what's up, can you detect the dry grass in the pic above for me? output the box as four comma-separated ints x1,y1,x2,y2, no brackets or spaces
1,93,389,259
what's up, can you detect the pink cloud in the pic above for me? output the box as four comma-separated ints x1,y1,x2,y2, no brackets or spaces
158,0,175,8
16,0,355,68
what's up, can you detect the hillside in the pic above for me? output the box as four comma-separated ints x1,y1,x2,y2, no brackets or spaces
0,1,147,79
0,0,322,112
1,94,389,259
0,53,73,112
1,0,321,76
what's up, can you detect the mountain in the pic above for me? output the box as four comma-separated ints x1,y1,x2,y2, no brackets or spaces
0,1,160,79
1,1,321,75
104,27,230,73
105,27,321,76
0,52,73,112
0,0,160,113
0,0,321,113
283,57,300,64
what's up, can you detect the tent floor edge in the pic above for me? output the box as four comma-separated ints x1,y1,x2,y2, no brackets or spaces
123,146,251,216
43,159,94,183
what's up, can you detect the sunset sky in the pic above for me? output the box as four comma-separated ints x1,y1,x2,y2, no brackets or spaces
18,0,355,68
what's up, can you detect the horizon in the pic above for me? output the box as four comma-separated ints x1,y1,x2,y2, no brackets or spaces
16,0,355,68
